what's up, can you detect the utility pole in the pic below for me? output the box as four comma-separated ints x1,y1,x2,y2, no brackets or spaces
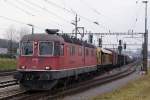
75,14,78,37
142,1,148,74
77,27,85,39
71,14,80,38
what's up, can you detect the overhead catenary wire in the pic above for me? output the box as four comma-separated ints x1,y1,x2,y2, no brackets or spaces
132,1,141,32
3,0,108,33
5,0,64,31
69,7,109,32
43,0,108,31
0,16,26,25
24,0,72,25
15,0,39,13
80,0,103,16
80,0,115,22
4,0,67,31
79,0,111,31
44,0,75,15
0,15,43,30
14,0,64,30
4,0,35,16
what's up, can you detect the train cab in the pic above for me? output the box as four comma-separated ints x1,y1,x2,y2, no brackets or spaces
18,30,65,71
15,29,97,90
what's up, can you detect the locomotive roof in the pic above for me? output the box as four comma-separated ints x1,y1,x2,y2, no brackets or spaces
21,34,64,42
21,33,95,48
61,34,95,48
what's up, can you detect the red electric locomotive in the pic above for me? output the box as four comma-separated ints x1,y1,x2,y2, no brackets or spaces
15,29,97,90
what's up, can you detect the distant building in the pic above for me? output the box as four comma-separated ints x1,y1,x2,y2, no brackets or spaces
0,48,8,54
0,39,19,55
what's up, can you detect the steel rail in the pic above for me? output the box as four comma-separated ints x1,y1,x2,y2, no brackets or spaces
0,70,17,76
3,62,139,100
0,80,18,88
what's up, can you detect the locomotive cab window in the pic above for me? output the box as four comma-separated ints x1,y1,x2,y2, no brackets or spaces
78,47,82,56
69,46,75,56
54,42,60,56
54,42,64,56
21,41,33,56
60,44,64,56
86,48,89,56
39,42,54,56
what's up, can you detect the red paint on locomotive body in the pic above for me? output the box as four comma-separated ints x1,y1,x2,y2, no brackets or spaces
15,30,133,90
17,33,97,72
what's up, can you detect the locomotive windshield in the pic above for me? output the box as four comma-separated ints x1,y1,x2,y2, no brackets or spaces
39,42,54,55
21,42,33,55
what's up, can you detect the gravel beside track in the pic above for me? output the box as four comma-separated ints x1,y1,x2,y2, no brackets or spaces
0,79,18,88
0,75,14,82
63,67,140,100
0,85,26,100
3,62,139,100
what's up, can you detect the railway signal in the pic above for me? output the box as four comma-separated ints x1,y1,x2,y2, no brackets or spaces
119,40,122,46
89,34,93,44
124,43,126,49
118,40,123,55
98,38,102,47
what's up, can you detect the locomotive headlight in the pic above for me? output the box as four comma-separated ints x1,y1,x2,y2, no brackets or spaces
45,66,51,70
34,41,38,45
21,66,26,69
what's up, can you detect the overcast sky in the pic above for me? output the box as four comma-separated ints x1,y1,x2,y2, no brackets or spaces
0,0,149,51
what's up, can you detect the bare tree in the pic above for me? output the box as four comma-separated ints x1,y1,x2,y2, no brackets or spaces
5,26,17,57
5,26,30,57
18,27,30,41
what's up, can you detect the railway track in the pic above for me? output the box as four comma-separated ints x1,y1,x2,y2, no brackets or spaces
0,85,27,100
1,62,139,100
0,70,16,76
0,70,18,89
0,79,18,88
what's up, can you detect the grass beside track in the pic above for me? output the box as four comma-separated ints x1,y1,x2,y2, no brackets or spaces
0,58,16,70
93,70,150,100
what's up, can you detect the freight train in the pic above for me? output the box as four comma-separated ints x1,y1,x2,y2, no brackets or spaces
14,29,133,90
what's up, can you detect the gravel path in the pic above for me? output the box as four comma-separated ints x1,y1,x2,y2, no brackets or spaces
61,65,141,100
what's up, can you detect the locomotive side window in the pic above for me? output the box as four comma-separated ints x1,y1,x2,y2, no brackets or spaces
78,47,82,56
72,46,75,56
69,46,72,56
54,42,64,56
69,46,75,56
39,42,53,56
54,42,60,56
91,49,94,56
86,48,89,56
21,42,33,55
60,45,64,56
